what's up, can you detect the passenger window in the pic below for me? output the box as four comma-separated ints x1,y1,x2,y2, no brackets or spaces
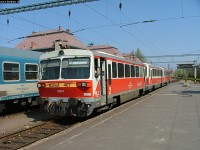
135,66,139,77
139,66,144,77
125,64,130,77
131,65,135,77
112,62,117,78
118,63,124,78
3,62,20,81
108,64,111,84
25,64,38,80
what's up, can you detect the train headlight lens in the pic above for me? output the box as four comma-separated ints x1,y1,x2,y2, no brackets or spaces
81,82,87,87
37,83,45,88
77,82,87,87
58,50,64,55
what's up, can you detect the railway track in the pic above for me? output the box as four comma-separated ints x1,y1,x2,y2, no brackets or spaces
0,117,82,150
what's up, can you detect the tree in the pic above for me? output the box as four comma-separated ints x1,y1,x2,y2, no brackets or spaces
132,48,147,63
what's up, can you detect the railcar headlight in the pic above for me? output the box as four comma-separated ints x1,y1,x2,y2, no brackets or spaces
37,83,45,88
58,50,64,55
77,82,87,87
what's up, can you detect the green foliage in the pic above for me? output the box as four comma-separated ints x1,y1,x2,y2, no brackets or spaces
174,68,200,79
132,48,147,63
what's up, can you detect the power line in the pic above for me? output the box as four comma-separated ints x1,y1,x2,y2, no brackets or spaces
107,0,161,56
146,54,200,58
83,2,158,52
149,61,195,64
2,1,130,50
120,16,200,27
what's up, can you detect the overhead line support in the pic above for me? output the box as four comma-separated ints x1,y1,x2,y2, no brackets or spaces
0,0,98,15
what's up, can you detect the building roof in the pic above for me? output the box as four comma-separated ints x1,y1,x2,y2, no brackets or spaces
16,26,86,51
87,45,123,57
87,44,142,62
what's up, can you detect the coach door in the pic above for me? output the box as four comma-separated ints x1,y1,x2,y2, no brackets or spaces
100,58,107,104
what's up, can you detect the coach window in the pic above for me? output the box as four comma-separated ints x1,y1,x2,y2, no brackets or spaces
125,64,130,77
3,62,20,81
108,64,112,84
135,66,139,77
112,62,117,78
139,66,144,77
144,67,147,77
131,65,135,77
94,58,100,78
118,63,124,78
25,64,38,80
153,69,155,77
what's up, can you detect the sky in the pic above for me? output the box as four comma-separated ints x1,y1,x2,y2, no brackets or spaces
0,0,200,70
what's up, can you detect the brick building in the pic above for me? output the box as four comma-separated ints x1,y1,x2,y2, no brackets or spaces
16,26,86,52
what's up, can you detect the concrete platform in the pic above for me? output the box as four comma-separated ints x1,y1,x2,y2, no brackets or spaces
25,82,200,150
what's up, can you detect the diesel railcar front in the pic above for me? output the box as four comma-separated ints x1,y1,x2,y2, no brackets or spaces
37,48,146,117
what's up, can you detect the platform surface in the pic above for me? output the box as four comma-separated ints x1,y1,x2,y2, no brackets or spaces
26,82,200,150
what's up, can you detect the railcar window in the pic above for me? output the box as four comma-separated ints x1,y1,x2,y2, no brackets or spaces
131,65,135,77
112,62,117,78
125,64,130,77
41,59,60,80
139,66,144,77
108,64,111,84
61,58,90,79
118,63,124,78
25,64,38,80
3,62,19,81
144,67,147,76
153,69,155,77
135,66,139,77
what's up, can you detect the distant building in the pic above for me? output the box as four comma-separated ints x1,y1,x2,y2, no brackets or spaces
16,26,86,52
15,26,142,62
87,44,123,57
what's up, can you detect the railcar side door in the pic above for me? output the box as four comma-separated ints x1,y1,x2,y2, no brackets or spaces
106,60,112,104
100,58,107,104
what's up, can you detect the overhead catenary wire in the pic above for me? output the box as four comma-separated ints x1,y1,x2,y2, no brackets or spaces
83,2,158,53
2,1,132,50
1,0,199,68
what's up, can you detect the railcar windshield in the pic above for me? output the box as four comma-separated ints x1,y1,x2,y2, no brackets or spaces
61,57,90,79
40,59,60,80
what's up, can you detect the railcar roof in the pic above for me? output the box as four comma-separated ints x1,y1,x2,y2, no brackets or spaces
40,48,143,65
0,46,42,59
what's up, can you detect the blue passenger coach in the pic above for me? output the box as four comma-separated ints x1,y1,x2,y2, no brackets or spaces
0,46,41,113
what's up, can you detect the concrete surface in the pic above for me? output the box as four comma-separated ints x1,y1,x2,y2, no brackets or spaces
23,82,200,150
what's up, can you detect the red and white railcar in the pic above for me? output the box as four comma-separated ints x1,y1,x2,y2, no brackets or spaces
144,63,163,91
37,49,146,117
161,68,171,85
